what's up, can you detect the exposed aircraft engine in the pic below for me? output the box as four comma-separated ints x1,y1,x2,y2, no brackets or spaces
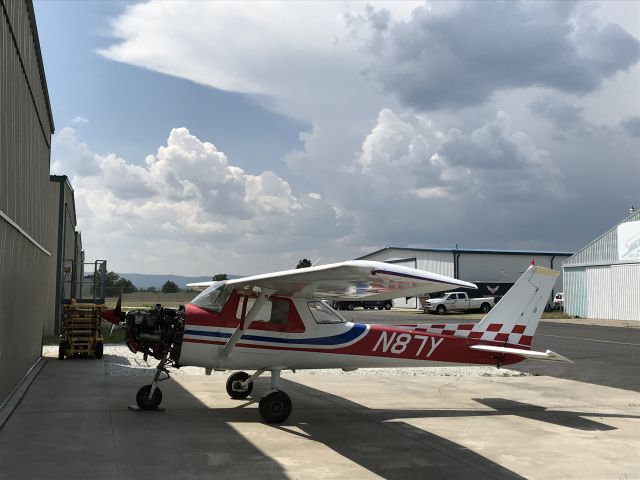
122,304,184,363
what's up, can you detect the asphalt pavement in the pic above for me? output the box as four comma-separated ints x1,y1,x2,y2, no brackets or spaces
342,310,640,392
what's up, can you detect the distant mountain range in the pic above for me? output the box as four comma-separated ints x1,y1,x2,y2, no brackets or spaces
118,273,241,289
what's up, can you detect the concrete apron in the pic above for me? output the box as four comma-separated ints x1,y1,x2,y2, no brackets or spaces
0,356,638,480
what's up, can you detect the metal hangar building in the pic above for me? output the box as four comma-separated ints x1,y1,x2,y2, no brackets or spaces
0,0,54,404
563,209,640,321
357,247,572,309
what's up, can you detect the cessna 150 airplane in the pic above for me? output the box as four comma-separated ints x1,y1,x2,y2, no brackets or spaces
101,260,571,423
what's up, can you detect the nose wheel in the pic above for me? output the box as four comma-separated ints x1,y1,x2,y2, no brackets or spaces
135,349,170,411
136,384,163,410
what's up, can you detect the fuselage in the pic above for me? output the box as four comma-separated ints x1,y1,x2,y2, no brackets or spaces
178,292,524,371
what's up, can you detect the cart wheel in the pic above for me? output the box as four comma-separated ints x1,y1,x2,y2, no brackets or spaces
95,341,104,359
58,342,68,360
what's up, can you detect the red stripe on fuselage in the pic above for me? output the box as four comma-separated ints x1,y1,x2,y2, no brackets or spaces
184,323,526,366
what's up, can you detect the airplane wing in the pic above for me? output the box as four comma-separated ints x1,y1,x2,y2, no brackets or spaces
190,260,476,299
187,281,215,292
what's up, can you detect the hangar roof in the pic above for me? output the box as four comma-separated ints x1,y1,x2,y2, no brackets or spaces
564,209,640,267
357,246,573,260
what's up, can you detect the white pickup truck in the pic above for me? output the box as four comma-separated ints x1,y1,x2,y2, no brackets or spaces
424,292,495,315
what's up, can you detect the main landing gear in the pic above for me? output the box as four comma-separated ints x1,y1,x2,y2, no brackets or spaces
226,369,292,423
134,363,292,423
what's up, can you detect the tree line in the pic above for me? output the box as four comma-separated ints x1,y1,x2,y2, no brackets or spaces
104,259,313,295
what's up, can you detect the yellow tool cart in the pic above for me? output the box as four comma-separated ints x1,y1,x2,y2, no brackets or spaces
57,260,108,359
58,301,106,359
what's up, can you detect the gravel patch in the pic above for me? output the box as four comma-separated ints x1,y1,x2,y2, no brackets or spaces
99,345,529,378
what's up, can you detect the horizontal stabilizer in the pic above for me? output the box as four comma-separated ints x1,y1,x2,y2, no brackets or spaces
470,344,573,363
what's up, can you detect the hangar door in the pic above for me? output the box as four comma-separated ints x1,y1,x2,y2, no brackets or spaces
387,259,418,309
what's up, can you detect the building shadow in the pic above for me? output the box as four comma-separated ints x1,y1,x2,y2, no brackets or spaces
217,376,638,478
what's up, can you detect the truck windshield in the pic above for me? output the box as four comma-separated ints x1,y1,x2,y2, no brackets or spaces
190,281,230,312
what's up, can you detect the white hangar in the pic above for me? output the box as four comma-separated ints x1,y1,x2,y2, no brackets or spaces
357,247,572,309
563,209,640,321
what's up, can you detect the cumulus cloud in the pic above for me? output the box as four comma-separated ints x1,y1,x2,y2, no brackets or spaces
620,116,640,138
71,116,89,125
360,2,640,110
98,2,417,123
54,127,350,274
71,2,639,272
529,95,585,131
51,127,100,176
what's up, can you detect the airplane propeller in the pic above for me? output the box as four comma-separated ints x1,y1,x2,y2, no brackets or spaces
101,294,125,326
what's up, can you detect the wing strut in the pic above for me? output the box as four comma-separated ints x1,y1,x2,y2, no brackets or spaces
218,288,274,358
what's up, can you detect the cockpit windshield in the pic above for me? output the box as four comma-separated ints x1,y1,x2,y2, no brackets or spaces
190,281,231,312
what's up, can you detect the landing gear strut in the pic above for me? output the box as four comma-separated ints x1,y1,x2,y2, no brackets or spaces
226,369,292,423
135,350,171,410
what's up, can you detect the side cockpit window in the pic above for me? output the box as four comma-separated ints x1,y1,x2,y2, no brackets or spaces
308,301,346,324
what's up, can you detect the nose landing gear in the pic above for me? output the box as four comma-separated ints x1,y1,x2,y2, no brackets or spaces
135,349,171,411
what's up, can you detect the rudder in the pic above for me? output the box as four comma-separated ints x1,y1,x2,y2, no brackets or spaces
472,266,559,347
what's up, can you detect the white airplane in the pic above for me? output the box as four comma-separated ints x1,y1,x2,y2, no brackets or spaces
101,260,571,423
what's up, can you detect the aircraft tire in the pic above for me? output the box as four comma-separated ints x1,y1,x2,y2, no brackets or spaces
259,391,292,423
136,385,162,410
95,341,104,359
226,371,253,399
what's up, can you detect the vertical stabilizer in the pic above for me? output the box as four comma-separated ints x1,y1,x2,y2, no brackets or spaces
472,266,559,347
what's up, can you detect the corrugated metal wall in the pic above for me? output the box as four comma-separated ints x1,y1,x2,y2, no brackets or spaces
387,258,418,308
458,253,569,293
0,0,54,403
362,249,454,277
564,267,587,318
610,264,640,320
565,264,640,320
415,251,454,278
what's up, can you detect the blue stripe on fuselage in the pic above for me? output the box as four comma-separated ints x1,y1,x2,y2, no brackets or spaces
184,323,367,346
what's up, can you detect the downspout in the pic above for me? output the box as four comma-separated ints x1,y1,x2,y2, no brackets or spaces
550,255,556,297
453,245,461,279
54,180,65,336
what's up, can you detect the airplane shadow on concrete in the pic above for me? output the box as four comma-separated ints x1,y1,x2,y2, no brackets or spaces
108,373,527,479
106,372,638,480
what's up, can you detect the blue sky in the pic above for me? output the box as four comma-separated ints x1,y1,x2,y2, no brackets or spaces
35,1,307,181
33,1,640,276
